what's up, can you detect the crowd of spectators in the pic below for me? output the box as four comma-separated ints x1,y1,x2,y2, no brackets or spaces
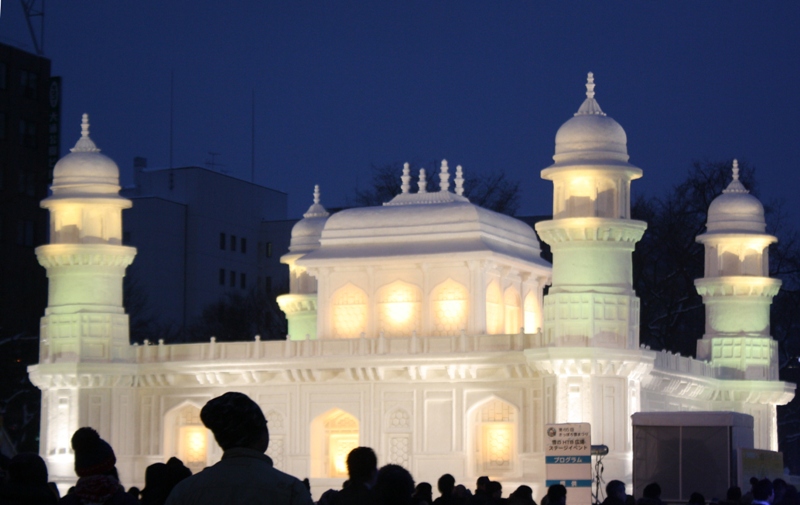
0,392,796,505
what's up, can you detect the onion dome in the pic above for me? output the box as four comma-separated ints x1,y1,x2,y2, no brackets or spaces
552,73,629,165
52,114,121,194
706,160,766,233
289,185,330,253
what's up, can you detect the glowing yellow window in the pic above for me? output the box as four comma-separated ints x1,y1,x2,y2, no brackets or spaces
377,281,421,337
431,279,468,336
332,284,368,338
178,425,208,466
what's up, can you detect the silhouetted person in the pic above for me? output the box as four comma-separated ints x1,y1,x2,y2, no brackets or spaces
127,487,140,503
59,428,138,505
374,464,415,505
165,392,312,505
413,483,433,505
688,493,705,505
546,485,566,505
335,447,378,505
434,474,458,505
140,458,190,505
454,485,472,504
752,479,774,505
508,485,536,505
487,481,504,504
469,477,491,505
723,486,743,505
774,480,788,505
602,481,627,505
637,483,663,505
0,452,58,505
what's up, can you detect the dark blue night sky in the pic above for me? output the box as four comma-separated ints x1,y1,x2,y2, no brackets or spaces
2,1,798,220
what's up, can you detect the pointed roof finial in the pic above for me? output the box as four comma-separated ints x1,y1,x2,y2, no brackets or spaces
303,184,329,218
455,165,465,196
401,163,411,194
418,169,427,194
439,159,450,192
70,113,101,153
575,72,606,117
586,72,596,99
722,159,749,194
81,113,90,138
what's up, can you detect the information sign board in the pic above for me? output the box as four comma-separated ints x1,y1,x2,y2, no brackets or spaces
545,423,592,505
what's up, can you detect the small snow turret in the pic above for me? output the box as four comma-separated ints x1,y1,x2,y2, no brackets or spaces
695,160,781,379
278,185,330,340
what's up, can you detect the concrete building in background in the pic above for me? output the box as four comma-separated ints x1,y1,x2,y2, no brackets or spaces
29,75,794,499
121,160,290,337
0,42,54,339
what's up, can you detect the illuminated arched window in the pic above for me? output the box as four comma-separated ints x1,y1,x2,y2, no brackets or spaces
174,404,209,475
331,284,368,338
377,281,421,337
595,179,618,218
310,409,359,478
720,248,741,276
504,287,521,334
743,248,762,276
565,177,594,217
486,281,503,334
523,292,539,333
473,398,518,477
431,279,468,336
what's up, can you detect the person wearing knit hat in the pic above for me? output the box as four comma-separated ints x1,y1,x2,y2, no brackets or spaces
59,427,138,505
165,392,312,505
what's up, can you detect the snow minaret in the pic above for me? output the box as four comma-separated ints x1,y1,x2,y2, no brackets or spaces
35,114,137,362
277,185,329,340
535,73,647,349
695,160,781,379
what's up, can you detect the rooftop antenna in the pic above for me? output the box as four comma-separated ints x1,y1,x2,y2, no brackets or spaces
169,70,174,169
251,88,255,182
205,152,227,173
19,0,45,56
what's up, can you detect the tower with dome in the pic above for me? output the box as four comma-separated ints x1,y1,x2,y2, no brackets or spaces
29,76,793,497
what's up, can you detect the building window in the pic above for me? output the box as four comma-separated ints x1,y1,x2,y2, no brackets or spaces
265,276,272,293
19,120,36,148
17,171,35,196
266,242,272,258
231,235,237,252
219,268,225,286
241,237,247,254
230,271,236,287
219,233,226,250
17,220,34,247
20,70,37,99
240,273,246,289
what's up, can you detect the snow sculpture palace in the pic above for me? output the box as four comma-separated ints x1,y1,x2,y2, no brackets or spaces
29,75,794,495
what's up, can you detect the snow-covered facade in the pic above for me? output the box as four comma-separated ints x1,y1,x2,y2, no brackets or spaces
29,75,794,497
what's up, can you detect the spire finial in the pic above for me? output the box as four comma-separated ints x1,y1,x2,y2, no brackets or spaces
81,113,90,138
303,184,329,218
401,163,411,194
574,72,606,116
455,165,464,196
722,158,749,194
438,159,450,192
418,169,427,194
70,113,100,153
